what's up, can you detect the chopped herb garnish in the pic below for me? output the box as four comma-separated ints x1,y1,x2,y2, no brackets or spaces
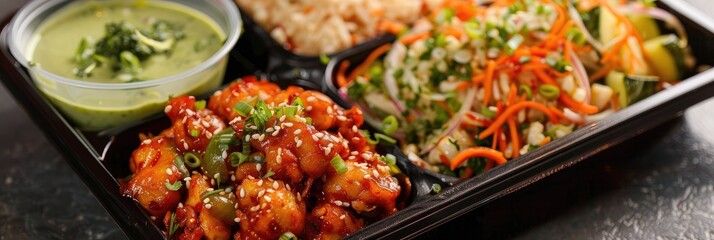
319,54,331,64
190,129,199,138
374,133,397,145
230,152,248,167
194,100,206,110
183,152,201,168
263,169,275,178
381,115,399,135
201,189,224,199
173,156,190,178
330,155,348,174
279,232,298,240
167,212,179,239
431,183,442,194
234,102,253,117
165,180,182,191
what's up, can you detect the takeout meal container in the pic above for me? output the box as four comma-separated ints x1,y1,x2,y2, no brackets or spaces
2,0,714,239
6,0,242,131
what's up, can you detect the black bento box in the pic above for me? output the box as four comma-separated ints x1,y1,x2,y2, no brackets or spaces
2,0,714,239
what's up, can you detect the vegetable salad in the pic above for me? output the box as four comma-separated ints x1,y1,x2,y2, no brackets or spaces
341,0,693,178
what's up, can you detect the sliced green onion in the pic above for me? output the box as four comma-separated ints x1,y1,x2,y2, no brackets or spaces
234,102,253,117
283,106,298,117
279,232,298,240
464,20,481,39
435,33,447,47
480,107,497,118
375,133,397,145
519,84,533,99
190,129,199,138
546,57,571,73
362,130,378,145
194,100,206,110
292,97,304,107
168,212,178,239
539,84,560,100
381,115,399,135
173,156,189,178
165,180,182,191
183,152,201,168
119,51,142,73
263,169,275,179
319,54,330,65
304,117,313,125
518,56,531,64
201,189,224,199
505,34,524,55
217,131,235,144
431,183,442,194
230,152,248,167
330,155,348,174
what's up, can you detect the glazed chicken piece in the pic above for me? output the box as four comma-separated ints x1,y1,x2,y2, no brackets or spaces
208,76,282,121
322,151,401,216
234,178,306,240
304,203,364,240
124,136,182,216
166,96,227,153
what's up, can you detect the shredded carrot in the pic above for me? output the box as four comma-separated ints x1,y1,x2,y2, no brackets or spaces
455,81,472,91
479,101,559,140
378,20,405,35
460,167,475,179
400,32,431,45
589,64,614,82
482,60,497,105
498,132,508,153
450,147,507,170
484,159,495,171
532,68,558,85
346,44,391,82
443,25,465,40
491,127,500,150
507,117,520,158
559,93,599,114
506,84,518,106
336,60,351,88
539,136,552,146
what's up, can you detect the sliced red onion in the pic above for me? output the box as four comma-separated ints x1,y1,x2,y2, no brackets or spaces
585,109,615,123
567,4,604,52
569,44,591,105
563,107,585,123
419,86,477,155
618,3,688,47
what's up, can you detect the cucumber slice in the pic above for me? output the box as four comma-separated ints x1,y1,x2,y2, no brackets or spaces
605,71,658,107
599,5,619,44
644,34,687,83
628,14,660,41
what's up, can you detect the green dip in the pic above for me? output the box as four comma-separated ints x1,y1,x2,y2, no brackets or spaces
27,1,229,130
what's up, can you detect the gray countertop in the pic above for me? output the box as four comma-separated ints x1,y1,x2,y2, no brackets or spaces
1,0,714,239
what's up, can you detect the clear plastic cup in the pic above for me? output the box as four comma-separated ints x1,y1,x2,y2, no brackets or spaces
7,0,242,131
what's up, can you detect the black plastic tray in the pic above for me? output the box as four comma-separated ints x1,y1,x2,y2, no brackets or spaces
1,0,714,239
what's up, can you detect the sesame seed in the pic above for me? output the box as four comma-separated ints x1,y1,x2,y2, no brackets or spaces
343,202,351,207
327,107,333,114
258,134,265,141
286,184,291,191
211,179,216,185
293,129,301,135
166,168,173,175
202,121,210,128
256,163,262,172
231,175,236,181
315,132,324,138
340,215,346,220
331,135,340,142
186,109,195,116
214,173,220,179
285,122,294,127
264,196,272,202
250,205,260,212
351,151,358,156
151,216,156,220
266,189,274,193
164,105,173,113
296,140,303,148
297,193,302,201
372,169,379,177
142,139,152,144
252,134,260,140
324,148,331,156
234,218,241,223
225,188,232,193
203,198,210,204
352,125,358,132
266,127,274,133
306,106,313,111
219,191,226,196
245,134,251,142
183,142,189,150
279,115,286,122
337,116,347,121
276,155,282,164
272,130,280,136
362,153,371,159
261,203,267,209
258,190,265,198
278,148,282,155
307,96,316,102
327,143,334,148
335,200,343,206
348,156,356,160
364,175,371,179
240,188,246,198
183,177,191,182
312,135,319,141
205,131,213,138
272,181,279,189
178,202,184,208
